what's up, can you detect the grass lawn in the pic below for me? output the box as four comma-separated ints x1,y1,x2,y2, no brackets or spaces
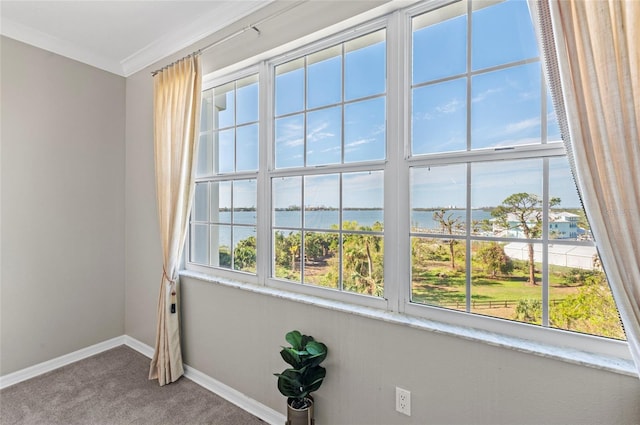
411,261,580,319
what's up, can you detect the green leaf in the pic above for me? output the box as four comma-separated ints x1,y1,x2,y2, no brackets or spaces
276,369,304,398
305,341,325,355
306,342,327,367
304,366,326,393
300,334,313,348
280,348,301,368
285,330,303,350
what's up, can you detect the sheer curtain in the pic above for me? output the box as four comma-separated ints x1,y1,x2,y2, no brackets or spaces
532,0,640,377
149,54,202,386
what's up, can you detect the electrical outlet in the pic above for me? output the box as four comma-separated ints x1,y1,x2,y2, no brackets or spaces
395,387,411,416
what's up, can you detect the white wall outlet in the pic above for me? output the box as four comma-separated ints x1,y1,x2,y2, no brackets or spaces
395,387,411,416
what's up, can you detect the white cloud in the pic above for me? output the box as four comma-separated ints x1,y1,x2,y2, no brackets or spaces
472,87,502,103
307,121,335,143
435,98,464,114
503,117,540,134
284,137,304,147
345,138,374,149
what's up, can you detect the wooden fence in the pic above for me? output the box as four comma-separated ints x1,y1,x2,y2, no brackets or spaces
438,299,563,310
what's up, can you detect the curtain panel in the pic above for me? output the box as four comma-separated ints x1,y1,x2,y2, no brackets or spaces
149,55,203,386
532,0,640,377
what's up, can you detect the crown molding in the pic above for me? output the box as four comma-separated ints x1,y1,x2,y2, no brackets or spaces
121,1,273,77
1,17,124,75
1,1,273,77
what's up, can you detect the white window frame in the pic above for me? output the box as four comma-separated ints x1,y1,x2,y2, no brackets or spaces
188,65,261,285
264,18,390,310
184,0,632,365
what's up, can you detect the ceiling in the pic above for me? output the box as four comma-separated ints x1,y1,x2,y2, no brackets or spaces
0,1,273,77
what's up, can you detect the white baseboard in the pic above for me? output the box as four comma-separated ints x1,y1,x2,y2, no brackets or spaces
183,364,286,425
0,335,125,390
123,335,154,358
0,334,285,425
122,336,286,425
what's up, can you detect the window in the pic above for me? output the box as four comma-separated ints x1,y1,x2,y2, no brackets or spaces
192,74,259,273
406,0,623,340
188,0,625,344
271,30,386,296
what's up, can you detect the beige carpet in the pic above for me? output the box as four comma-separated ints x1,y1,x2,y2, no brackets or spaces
0,345,266,425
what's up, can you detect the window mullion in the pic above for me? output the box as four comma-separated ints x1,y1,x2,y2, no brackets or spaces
257,61,272,285
542,158,550,326
387,9,408,313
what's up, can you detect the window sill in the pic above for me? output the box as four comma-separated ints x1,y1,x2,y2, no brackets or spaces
179,269,636,378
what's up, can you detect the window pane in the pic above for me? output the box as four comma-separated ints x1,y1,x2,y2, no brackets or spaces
217,129,234,173
303,231,339,289
472,159,543,239
275,114,304,169
233,226,256,272
413,10,466,84
549,251,625,339
547,88,561,142
193,182,209,222
233,179,257,225
273,177,301,228
275,58,304,116
342,233,384,296
201,89,214,132
236,124,258,172
412,78,467,155
549,157,582,238
304,174,339,230
411,236,466,311
344,97,386,163
236,75,258,125
211,181,231,224
306,106,342,166
345,30,385,101
307,46,342,109
191,224,209,265
197,133,213,177
472,240,541,323
411,164,467,232
472,0,539,70
211,224,232,269
274,230,301,282
471,62,541,149
214,82,235,129
343,171,384,230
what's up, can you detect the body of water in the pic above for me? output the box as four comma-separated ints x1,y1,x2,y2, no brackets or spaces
202,209,493,248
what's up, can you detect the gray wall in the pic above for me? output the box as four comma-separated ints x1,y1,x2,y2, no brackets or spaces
123,2,640,424
0,37,126,375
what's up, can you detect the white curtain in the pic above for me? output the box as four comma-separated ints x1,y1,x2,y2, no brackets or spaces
149,54,202,386
532,0,640,377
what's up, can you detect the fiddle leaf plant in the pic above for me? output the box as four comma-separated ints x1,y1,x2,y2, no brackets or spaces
274,330,328,410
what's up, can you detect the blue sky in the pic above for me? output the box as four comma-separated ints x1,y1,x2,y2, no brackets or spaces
205,0,578,212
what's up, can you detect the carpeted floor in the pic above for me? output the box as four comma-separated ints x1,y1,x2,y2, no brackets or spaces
0,346,266,425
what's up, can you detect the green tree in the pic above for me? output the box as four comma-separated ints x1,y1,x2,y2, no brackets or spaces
234,236,256,271
492,193,560,285
304,232,337,261
341,221,384,296
476,242,512,278
514,299,542,324
432,209,464,269
274,231,301,275
550,273,625,339
219,246,231,268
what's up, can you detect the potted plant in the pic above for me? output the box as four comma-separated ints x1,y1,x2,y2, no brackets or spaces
274,330,328,425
